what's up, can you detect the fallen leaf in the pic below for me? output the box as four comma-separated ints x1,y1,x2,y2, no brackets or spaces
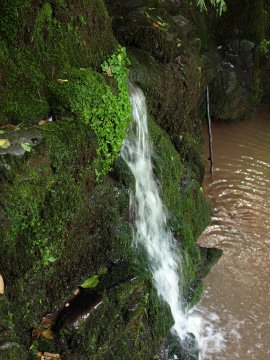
152,22,160,29
38,117,53,125
43,352,61,359
0,124,16,130
37,352,61,360
21,143,32,152
0,273,4,294
0,139,11,149
41,328,54,340
57,79,68,84
105,66,112,77
47,256,57,263
80,274,99,289
32,327,42,340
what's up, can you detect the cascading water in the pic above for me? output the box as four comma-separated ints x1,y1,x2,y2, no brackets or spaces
121,83,225,359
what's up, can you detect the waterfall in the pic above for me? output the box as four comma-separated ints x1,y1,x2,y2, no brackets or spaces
121,83,225,359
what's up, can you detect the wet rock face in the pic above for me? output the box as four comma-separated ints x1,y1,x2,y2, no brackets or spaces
210,0,270,120
107,0,269,124
210,39,256,121
0,127,42,157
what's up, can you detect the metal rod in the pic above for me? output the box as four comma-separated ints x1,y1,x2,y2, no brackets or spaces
206,86,214,174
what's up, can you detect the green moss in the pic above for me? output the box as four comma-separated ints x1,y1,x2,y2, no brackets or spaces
1,120,95,274
64,276,172,360
0,0,117,125
0,347,27,360
0,47,49,124
128,46,204,158
0,118,98,346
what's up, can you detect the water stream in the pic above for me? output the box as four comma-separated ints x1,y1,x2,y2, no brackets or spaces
121,84,224,359
197,105,270,359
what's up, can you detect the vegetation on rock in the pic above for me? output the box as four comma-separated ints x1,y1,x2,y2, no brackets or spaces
197,0,227,15
0,0,116,125
1,0,269,359
50,46,132,179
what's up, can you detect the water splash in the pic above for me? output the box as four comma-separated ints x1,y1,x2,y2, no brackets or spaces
121,83,225,359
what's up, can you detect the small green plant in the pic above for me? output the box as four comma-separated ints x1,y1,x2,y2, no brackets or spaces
43,247,58,266
51,46,132,179
21,142,32,152
197,0,227,15
260,39,270,55
144,11,169,31
6,311,14,330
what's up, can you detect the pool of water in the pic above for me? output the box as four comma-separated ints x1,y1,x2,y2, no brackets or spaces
197,105,270,359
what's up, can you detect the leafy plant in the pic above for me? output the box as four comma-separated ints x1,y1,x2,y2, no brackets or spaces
197,0,227,15
21,142,32,152
80,275,99,289
260,39,270,55
51,46,132,179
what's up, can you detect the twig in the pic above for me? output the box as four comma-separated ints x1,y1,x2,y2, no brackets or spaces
28,125,56,133
206,86,214,174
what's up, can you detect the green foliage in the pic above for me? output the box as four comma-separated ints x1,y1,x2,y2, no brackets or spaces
67,276,172,360
21,143,32,152
260,38,270,54
81,275,100,289
50,46,132,179
197,0,227,15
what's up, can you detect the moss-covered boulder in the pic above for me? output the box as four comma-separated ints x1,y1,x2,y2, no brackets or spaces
0,112,213,359
0,0,117,125
0,117,153,359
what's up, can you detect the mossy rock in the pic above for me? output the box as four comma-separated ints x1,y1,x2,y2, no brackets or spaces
128,48,204,158
0,113,172,359
0,0,117,125
63,277,173,360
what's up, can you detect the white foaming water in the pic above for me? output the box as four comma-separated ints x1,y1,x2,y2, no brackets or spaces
121,83,226,359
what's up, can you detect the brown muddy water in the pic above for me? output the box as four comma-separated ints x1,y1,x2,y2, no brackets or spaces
198,105,270,359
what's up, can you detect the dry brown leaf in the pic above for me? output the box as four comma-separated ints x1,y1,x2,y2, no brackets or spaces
38,120,47,125
42,352,61,359
0,124,16,130
37,352,61,360
32,327,42,340
0,273,4,294
152,22,160,29
38,117,53,125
